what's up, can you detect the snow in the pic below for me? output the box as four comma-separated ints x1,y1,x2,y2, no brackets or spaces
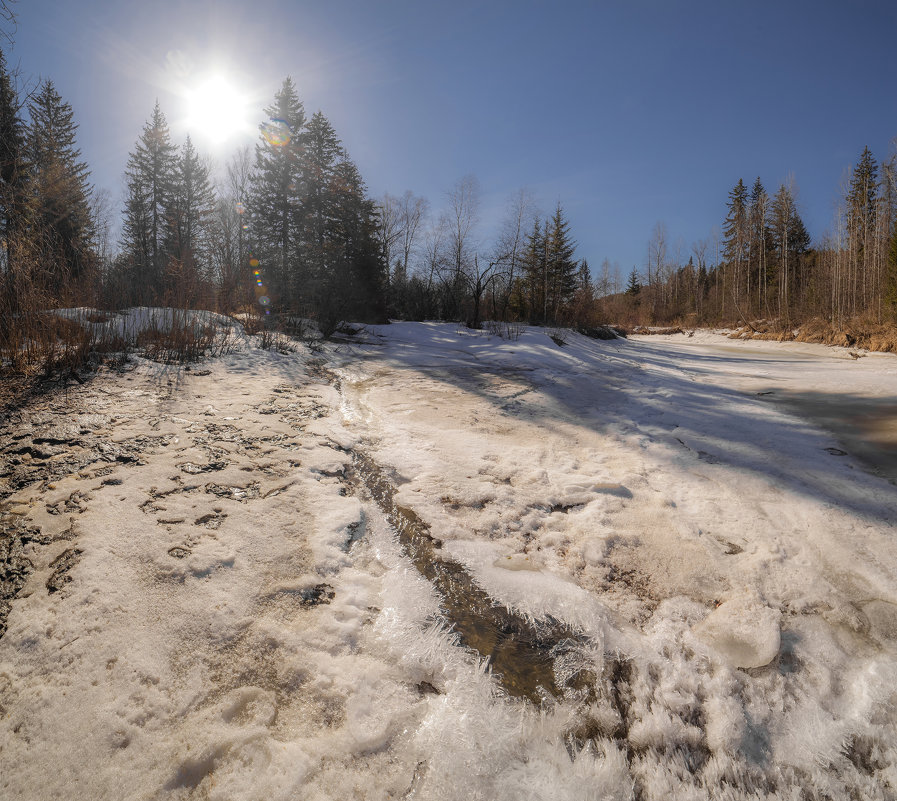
1,321,897,799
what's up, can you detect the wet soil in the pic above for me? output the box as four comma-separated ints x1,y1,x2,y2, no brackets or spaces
345,451,595,704
773,392,897,485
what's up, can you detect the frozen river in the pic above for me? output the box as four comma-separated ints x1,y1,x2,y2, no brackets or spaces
2,323,896,800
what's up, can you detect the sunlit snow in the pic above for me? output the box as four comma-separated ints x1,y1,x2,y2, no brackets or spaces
1,321,896,799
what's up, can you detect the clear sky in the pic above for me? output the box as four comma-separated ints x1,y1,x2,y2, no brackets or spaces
6,0,897,279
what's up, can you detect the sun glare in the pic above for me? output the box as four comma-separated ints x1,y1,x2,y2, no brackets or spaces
184,74,251,146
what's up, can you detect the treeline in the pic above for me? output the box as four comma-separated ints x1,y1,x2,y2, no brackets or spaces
1,45,599,354
111,77,384,333
0,60,387,347
609,145,897,331
382,182,595,329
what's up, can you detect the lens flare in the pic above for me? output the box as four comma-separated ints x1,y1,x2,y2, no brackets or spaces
259,296,271,306
250,258,259,267
261,118,291,146
236,202,245,215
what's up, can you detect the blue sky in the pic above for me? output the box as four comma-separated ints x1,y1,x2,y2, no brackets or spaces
7,0,897,280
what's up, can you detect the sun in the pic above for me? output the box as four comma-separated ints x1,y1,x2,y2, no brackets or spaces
184,74,252,146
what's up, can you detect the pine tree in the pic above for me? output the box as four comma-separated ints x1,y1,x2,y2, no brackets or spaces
770,181,808,319
722,178,748,317
26,80,94,293
885,222,897,320
846,146,878,312
299,110,344,301
522,217,546,323
250,77,306,310
165,135,216,304
0,48,26,280
545,203,578,323
748,177,770,316
122,102,178,301
326,155,385,325
571,259,595,326
626,268,641,296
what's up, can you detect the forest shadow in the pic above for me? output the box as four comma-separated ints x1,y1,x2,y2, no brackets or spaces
333,328,897,528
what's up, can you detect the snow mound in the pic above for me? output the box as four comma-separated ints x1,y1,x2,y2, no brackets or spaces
694,594,781,669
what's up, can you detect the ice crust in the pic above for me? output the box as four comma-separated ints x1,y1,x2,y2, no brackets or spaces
1,321,896,799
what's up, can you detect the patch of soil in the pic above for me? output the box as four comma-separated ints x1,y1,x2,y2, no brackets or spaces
46,548,83,594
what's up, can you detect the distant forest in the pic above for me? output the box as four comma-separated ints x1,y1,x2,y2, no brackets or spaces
2,44,897,368
611,153,897,335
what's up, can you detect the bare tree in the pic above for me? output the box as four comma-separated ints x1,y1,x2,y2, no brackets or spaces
376,192,403,293
213,145,251,310
398,190,428,280
89,187,115,272
460,254,505,329
493,187,535,318
1,0,16,45
439,175,480,318
647,221,667,317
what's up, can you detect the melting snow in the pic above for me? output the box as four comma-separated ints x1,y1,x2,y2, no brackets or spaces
1,321,896,799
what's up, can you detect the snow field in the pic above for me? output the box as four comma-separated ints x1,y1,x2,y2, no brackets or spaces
1,322,896,799
328,322,897,798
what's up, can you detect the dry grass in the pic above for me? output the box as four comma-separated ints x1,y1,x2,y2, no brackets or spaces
727,317,897,353
0,307,238,391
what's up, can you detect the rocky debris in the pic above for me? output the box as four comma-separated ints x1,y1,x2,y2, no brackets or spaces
204,481,261,502
194,511,227,530
299,583,335,607
45,548,83,594
1,514,50,636
178,461,227,474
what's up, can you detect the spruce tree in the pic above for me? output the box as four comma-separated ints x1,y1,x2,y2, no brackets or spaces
327,155,385,325
26,80,94,291
122,102,178,301
723,178,748,316
165,135,216,304
847,146,878,310
250,77,306,310
299,110,344,301
770,182,809,319
546,203,577,323
885,222,897,320
0,48,25,280
748,177,770,315
522,217,546,323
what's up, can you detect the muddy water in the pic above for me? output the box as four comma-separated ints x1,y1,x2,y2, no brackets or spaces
773,393,897,485
654,340,897,484
346,452,594,704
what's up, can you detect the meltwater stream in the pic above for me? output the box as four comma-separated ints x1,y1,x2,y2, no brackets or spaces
345,452,597,705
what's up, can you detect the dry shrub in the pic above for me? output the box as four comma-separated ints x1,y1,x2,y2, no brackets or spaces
485,320,526,341
134,313,235,364
726,317,897,353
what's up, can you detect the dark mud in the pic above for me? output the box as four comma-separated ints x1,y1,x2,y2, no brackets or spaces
345,451,596,704
773,392,897,485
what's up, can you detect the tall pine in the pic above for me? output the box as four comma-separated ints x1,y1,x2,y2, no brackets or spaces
846,146,878,312
546,203,578,323
26,80,94,295
122,102,178,301
250,77,306,310
0,48,26,282
165,135,215,304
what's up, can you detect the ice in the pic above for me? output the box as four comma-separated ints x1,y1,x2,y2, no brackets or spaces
2,321,897,798
693,593,781,669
